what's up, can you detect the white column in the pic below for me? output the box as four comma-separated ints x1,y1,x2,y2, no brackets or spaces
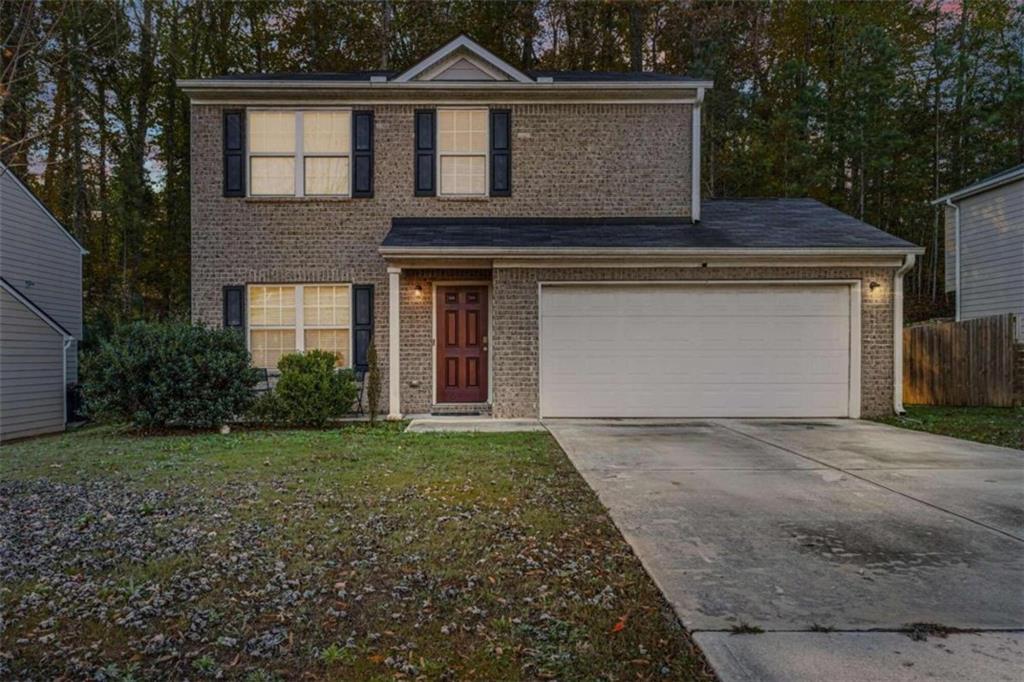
893,254,916,415
691,87,704,223
387,266,402,419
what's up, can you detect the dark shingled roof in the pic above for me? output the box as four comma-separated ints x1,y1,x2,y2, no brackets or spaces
205,69,706,84
381,199,919,251
209,71,395,81
527,70,708,83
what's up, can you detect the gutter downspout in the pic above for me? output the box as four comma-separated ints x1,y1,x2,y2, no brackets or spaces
944,198,961,321
691,87,704,223
62,336,72,427
893,253,916,415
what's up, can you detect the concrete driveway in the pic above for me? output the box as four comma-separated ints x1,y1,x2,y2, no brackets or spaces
546,419,1024,681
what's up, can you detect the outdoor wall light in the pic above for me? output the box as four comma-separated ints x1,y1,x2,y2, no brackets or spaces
868,281,881,291
414,284,423,297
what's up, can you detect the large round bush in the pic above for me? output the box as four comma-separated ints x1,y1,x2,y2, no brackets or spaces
83,321,260,428
250,350,357,427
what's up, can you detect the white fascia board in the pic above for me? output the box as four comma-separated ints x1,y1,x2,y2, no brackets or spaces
0,162,89,255
176,79,712,94
932,167,1024,204
393,35,533,83
379,246,926,259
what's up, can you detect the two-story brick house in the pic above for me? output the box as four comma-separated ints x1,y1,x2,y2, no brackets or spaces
179,35,922,420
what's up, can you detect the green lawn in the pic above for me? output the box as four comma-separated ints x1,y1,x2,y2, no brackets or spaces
1,424,711,681
876,405,1024,449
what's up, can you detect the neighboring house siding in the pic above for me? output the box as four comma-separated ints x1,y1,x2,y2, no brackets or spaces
0,289,65,441
394,266,894,418
190,102,692,413
944,179,1024,327
0,171,83,382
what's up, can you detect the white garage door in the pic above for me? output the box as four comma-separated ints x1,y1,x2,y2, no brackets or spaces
539,283,858,418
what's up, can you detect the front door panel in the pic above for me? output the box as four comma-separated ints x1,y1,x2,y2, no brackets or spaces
437,286,488,403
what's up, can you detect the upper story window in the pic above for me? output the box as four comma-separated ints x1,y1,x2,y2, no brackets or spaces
248,110,351,197
437,108,487,196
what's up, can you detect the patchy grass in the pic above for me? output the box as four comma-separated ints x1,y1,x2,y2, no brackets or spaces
875,405,1024,449
1,423,712,680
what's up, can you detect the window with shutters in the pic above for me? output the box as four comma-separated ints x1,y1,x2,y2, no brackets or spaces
437,108,487,196
248,284,351,369
248,110,351,197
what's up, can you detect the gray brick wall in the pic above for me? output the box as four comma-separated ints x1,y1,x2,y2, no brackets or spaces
191,102,692,413
488,267,896,419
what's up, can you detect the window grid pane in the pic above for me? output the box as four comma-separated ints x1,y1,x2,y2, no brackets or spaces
440,155,486,195
303,285,350,326
251,329,297,369
250,286,296,327
438,109,487,153
250,111,296,153
303,111,351,153
305,329,350,367
251,157,295,195
304,157,349,196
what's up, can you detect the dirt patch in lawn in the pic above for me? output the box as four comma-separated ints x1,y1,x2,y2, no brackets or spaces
1,424,713,680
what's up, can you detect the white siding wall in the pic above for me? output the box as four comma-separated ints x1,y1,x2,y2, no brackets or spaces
0,289,65,441
944,180,1024,329
0,170,83,381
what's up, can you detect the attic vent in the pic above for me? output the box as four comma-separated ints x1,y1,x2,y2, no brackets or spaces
370,75,387,83
536,76,554,83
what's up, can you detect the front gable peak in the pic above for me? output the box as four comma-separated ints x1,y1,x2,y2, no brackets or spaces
393,35,532,83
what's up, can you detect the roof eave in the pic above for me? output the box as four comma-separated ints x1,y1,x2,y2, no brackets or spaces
379,246,925,259
175,79,713,97
932,167,1024,204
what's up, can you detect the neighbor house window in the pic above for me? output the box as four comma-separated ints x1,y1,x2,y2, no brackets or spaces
248,110,351,197
248,284,351,369
438,108,487,196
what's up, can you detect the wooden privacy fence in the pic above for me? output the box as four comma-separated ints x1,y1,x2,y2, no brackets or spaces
903,313,1020,407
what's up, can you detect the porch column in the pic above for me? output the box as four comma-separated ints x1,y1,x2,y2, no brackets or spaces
387,266,402,419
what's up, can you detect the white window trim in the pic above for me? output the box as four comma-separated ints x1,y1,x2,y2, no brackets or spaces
436,107,489,197
247,283,354,370
247,109,353,198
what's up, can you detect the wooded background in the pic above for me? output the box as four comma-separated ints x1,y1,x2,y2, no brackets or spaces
2,0,1021,337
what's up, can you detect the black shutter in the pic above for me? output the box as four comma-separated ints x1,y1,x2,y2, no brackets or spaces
352,284,374,373
352,110,374,198
414,109,436,196
223,110,245,197
490,109,511,197
223,286,245,332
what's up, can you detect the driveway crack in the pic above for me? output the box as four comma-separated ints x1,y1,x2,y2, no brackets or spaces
712,421,1024,544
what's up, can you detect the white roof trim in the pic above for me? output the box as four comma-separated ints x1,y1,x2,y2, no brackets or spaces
393,35,533,83
380,246,926,258
932,164,1024,204
0,161,88,255
0,277,73,338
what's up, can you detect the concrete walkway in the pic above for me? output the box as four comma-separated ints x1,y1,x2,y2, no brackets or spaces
405,417,546,433
546,419,1024,681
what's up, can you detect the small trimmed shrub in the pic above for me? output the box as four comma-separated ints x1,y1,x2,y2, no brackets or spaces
365,340,381,423
251,350,357,427
82,321,260,429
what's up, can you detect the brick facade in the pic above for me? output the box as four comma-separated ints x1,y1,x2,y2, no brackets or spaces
191,101,900,419
190,102,691,413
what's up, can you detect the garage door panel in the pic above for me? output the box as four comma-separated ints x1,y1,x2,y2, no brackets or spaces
543,316,849,351
539,284,854,418
542,285,848,317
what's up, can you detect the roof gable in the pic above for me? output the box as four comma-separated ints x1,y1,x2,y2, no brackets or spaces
393,35,532,83
0,163,88,255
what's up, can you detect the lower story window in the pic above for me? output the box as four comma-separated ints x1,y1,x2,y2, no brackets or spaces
248,283,351,369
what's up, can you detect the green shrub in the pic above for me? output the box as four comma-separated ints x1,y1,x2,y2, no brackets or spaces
252,350,357,427
82,321,260,429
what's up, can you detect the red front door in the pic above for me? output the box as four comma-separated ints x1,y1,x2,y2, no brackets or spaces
437,286,488,403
